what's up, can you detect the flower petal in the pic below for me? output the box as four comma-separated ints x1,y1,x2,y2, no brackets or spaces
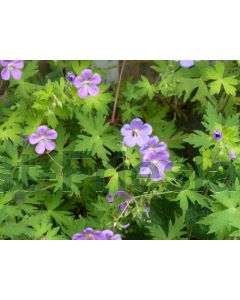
72,233,83,240
28,133,41,145
130,118,143,128
139,166,152,179
82,69,92,80
111,234,122,240
74,76,84,88
36,126,48,136
135,134,150,146
87,85,99,96
1,68,10,80
142,123,152,135
11,68,22,80
44,140,56,151
119,202,127,212
35,141,46,155
151,166,164,181
151,136,159,144
12,60,24,69
123,136,137,147
78,86,88,99
90,73,101,85
106,194,114,203
0,60,10,67
101,230,114,239
120,124,132,137
46,129,58,140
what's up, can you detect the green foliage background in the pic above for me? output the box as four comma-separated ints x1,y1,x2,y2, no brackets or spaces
1,60,240,240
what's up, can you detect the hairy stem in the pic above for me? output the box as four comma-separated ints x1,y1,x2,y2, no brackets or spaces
111,60,126,124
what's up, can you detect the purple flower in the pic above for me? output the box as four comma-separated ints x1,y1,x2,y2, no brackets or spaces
229,150,236,160
100,230,122,240
213,130,222,141
106,194,114,203
29,125,58,155
140,151,172,182
66,71,75,83
0,60,24,80
121,118,152,147
74,69,101,99
179,60,195,68
140,136,167,159
106,190,132,212
72,228,121,240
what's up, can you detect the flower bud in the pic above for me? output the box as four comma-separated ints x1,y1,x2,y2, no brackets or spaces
213,130,222,141
229,150,236,160
66,71,75,83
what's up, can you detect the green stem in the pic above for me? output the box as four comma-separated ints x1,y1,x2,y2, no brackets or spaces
47,153,62,169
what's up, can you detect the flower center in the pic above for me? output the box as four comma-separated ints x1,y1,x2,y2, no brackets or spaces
132,128,139,137
84,80,90,87
39,135,47,141
151,159,159,166
87,233,94,239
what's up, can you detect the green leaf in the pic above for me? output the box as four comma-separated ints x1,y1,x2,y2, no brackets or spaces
75,113,120,164
136,76,156,99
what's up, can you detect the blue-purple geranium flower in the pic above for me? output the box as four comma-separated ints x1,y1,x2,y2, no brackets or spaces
140,150,172,182
139,135,167,159
29,125,58,155
72,227,121,240
0,60,24,80
178,60,195,68
121,118,152,147
213,129,222,141
74,69,101,99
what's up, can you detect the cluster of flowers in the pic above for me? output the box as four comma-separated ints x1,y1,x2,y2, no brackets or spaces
67,69,101,99
72,227,121,240
213,129,236,160
121,118,172,181
0,60,24,80
106,190,150,217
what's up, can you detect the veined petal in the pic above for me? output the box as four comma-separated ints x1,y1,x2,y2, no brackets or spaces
90,73,101,85
36,125,48,136
44,140,56,151
11,68,22,80
29,133,41,145
12,60,24,69
1,67,10,80
0,60,10,67
142,123,152,135
82,69,92,80
130,118,143,128
139,166,152,176
123,136,137,148
136,134,149,146
87,84,99,96
46,129,58,140
74,76,84,88
78,86,88,99
35,141,46,155
120,124,132,136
